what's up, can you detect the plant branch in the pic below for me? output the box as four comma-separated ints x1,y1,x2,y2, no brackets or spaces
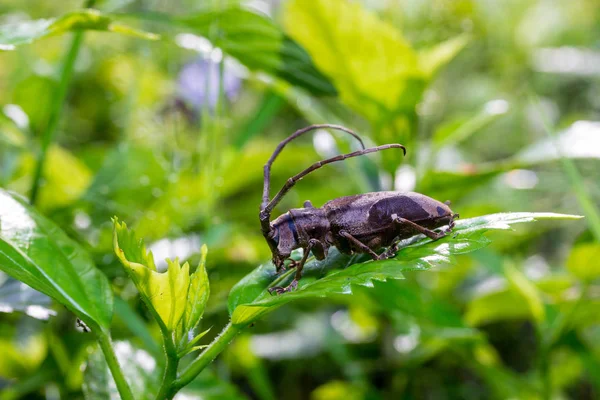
96,330,135,400
168,322,242,397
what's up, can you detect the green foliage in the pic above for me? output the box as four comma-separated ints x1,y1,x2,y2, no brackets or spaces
0,9,158,50
284,0,418,123
0,189,113,330
0,0,598,399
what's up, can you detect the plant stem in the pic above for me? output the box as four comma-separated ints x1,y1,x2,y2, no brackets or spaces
155,335,179,400
96,331,135,400
168,322,242,397
30,0,96,204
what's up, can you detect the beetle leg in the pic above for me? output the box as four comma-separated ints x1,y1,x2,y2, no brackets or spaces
378,242,401,260
269,240,317,295
339,231,380,260
392,216,448,241
381,215,457,260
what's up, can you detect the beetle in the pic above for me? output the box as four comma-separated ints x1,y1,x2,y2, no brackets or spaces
259,124,458,294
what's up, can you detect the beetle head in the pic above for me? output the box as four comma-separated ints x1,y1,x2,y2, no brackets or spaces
267,212,302,268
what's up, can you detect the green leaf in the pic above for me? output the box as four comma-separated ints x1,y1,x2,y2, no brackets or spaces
83,341,159,400
0,9,159,50
173,6,335,96
278,36,337,96
229,212,581,326
283,0,419,122
0,189,113,330
567,243,600,282
176,6,281,72
176,244,210,348
178,328,211,357
112,219,190,331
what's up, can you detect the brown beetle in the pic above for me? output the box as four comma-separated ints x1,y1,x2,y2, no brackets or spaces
260,125,458,294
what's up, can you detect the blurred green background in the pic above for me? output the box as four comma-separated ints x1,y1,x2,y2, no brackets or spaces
0,0,599,398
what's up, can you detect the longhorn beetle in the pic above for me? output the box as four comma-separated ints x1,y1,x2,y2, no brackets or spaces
260,124,459,294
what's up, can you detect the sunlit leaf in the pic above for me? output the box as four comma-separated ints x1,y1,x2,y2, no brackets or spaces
38,145,93,210
284,0,419,123
311,381,366,400
7,144,92,211
176,244,210,348
83,341,159,400
229,212,581,326
113,219,190,331
0,189,113,330
0,9,159,50
567,243,600,282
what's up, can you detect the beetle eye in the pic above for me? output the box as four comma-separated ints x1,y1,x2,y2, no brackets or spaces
436,206,446,216
268,228,280,244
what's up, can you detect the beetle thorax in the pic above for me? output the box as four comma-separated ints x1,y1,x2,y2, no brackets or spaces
269,207,330,261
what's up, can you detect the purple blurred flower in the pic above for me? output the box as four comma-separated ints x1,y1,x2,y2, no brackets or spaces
177,57,242,111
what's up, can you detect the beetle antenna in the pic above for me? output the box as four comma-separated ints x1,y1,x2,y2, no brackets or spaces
260,139,406,236
260,124,365,234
